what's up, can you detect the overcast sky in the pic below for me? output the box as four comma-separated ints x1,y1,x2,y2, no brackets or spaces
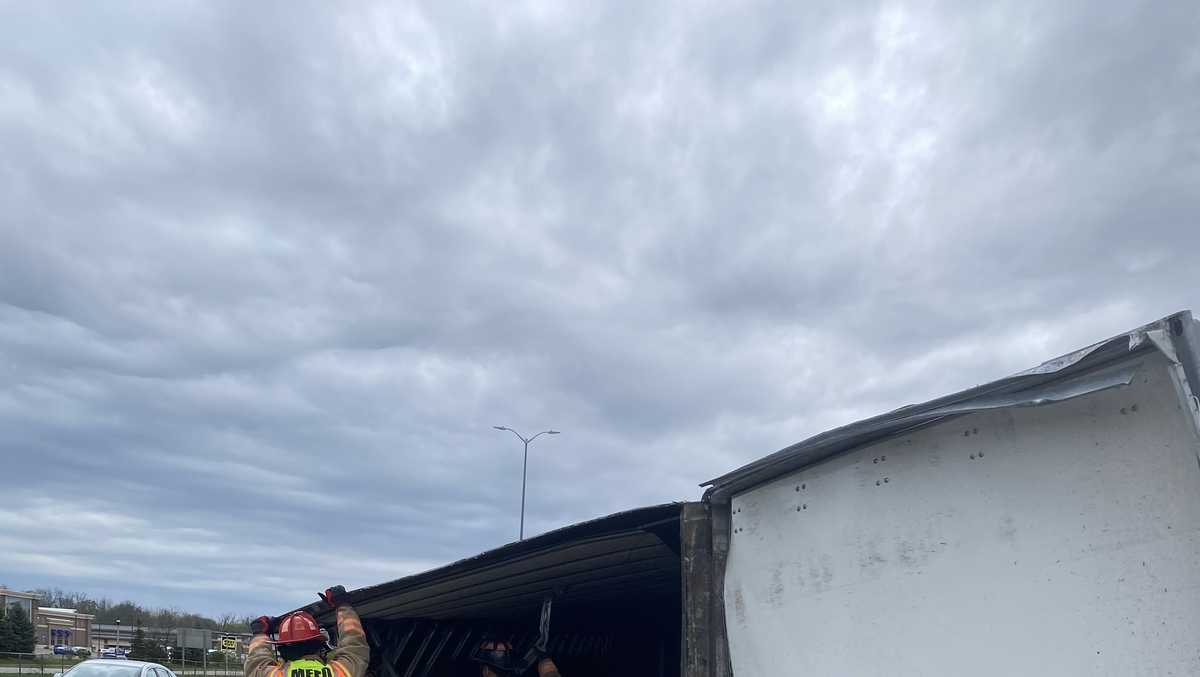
1,1,1197,619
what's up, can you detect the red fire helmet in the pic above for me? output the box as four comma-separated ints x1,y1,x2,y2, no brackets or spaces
271,612,324,645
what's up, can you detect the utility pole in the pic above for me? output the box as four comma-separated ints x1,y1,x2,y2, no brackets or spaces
493,426,560,540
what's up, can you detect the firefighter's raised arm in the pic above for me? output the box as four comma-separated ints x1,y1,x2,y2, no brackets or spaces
321,587,370,677
244,616,282,677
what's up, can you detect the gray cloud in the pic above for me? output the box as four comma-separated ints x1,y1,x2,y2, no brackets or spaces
1,0,1197,616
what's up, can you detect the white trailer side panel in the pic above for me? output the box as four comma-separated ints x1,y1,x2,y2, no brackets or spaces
725,352,1200,676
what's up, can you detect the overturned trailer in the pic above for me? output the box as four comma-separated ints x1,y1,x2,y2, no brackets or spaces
295,310,1200,676
293,502,727,677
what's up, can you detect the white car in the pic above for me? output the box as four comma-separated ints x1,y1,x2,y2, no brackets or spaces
54,659,178,677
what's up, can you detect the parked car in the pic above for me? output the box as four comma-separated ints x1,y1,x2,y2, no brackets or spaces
100,648,128,659
54,645,74,655
54,659,177,677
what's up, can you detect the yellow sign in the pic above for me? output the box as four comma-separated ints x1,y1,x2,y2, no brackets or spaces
221,638,238,651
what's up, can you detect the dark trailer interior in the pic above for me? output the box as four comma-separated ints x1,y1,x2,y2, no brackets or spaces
300,504,694,677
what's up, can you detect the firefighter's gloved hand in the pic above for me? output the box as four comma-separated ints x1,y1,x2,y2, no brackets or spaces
250,616,273,635
536,658,561,677
318,585,350,609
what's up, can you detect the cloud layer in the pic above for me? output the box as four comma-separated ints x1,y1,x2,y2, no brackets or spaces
2,1,1198,615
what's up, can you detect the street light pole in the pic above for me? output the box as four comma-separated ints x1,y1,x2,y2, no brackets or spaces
115,620,121,654
493,426,560,540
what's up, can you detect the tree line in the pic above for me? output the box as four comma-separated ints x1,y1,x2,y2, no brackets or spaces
34,588,254,633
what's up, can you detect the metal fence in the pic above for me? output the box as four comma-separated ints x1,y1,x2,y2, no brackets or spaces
0,653,81,677
164,654,244,677
0,653,245,677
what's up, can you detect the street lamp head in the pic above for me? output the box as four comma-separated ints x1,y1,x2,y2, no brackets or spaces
548,430,561,434
493,426,509,431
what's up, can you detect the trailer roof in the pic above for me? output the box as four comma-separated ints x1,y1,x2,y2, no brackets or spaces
294,503,683,623
702,310,1200,501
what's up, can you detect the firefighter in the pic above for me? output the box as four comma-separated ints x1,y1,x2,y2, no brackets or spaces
476,641,561,677
245,586,369,677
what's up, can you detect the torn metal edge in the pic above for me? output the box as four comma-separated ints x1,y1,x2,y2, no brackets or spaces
702,310,1196,501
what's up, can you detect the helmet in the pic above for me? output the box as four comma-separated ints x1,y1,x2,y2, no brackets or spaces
271,612,324,645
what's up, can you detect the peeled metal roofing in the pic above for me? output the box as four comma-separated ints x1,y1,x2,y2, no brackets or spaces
703,310,1200,501
295,503,682,624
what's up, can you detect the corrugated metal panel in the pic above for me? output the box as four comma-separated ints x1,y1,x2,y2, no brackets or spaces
703,310,1197,500
289,503,682,624
367,618,619,677
366,532,674,620
288,504,685,677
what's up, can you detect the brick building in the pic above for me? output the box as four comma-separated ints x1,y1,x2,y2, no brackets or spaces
36,607,94,651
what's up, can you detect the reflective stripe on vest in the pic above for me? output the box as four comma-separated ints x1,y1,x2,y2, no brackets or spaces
283,659,334,677
328,661,350,677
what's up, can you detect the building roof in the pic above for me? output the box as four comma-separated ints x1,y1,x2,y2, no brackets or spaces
39,607,95,618
702,310,1200,500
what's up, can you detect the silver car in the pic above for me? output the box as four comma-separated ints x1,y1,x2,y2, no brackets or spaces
55,659,179,677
